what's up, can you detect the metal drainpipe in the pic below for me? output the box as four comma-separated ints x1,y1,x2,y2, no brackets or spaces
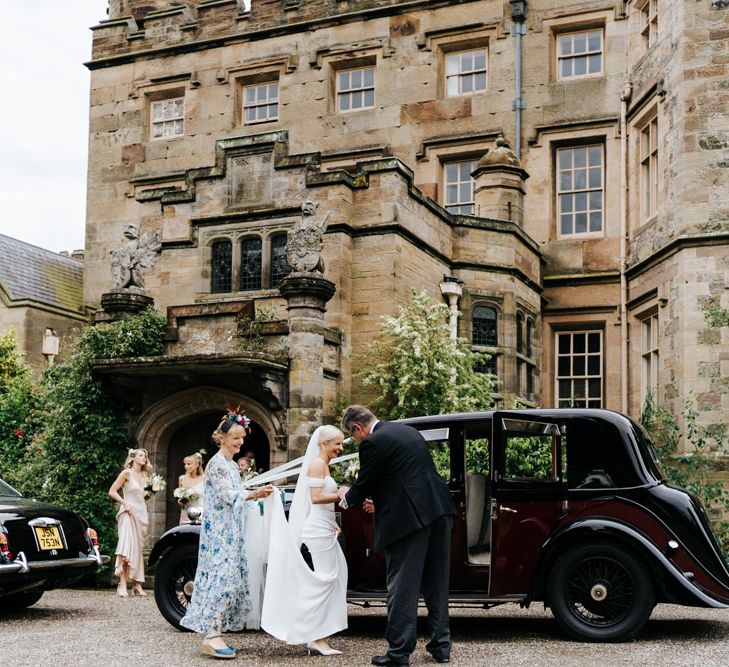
620,80,633,414
511,1,527,158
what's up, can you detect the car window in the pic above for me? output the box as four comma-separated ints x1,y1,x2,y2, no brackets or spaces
0,478,22,497
567,417,644,488
464,423,490,476
628,418,667,482
505,434,557,480
427,437,450,481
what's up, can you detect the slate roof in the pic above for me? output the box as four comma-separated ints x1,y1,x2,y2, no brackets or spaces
0,234,84,314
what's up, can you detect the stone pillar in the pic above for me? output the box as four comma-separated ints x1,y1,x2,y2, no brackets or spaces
94,287,154,324
472,136,529,225
279,272,336,460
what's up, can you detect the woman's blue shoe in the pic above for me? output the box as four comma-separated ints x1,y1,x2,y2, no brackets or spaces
202,637,236,660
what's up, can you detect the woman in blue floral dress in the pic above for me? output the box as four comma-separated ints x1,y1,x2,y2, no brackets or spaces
181,411,273,659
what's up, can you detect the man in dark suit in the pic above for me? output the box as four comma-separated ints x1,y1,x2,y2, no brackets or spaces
339,405,455,665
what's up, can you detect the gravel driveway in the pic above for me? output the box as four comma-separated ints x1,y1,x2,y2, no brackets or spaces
2,589,729,666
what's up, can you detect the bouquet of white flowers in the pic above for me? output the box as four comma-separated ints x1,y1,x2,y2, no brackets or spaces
345,459,360,482
144,473,167,498
173,486,199,508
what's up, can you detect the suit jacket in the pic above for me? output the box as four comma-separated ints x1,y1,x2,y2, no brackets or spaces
344,421,455,551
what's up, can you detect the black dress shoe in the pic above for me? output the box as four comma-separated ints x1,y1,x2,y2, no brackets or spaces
431,657,450,664
371,656,408,666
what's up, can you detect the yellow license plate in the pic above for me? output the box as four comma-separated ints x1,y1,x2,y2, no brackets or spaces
34,526,63,550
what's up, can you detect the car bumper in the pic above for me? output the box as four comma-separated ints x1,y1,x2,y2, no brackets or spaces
0,549,109,575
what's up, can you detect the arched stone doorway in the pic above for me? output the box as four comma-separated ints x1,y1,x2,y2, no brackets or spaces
164,411,271,531
135,386,285,540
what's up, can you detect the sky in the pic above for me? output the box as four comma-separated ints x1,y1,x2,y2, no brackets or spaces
1,2,105,254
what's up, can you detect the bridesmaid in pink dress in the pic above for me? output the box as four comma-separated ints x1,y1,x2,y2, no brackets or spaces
108,448,150,597
178,452,205,525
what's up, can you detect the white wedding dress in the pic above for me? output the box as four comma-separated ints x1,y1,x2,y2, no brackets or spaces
261,427,348,644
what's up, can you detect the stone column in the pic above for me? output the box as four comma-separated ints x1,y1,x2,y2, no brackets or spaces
94,287,154,324
279,272,336,460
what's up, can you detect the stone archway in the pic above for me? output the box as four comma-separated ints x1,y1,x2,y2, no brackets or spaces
134,386,286,540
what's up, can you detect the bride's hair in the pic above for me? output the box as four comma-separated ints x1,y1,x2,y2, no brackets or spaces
317,424,344,446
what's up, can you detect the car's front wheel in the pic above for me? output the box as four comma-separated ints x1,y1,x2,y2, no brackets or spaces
0,589,44,613
153,544,198,631
548,542,655,642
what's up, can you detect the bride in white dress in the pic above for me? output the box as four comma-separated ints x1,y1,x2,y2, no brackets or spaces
261,425,348,655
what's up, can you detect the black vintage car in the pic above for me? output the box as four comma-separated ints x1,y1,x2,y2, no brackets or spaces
149,409,729,641
0,477,108,612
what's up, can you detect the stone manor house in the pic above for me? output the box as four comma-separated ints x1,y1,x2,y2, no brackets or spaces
85,0,729,536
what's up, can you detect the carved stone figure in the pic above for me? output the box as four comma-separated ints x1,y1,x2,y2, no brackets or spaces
287,199,330,274
110,224,162,289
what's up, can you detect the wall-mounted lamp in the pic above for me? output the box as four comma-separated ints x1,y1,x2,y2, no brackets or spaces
439,277,465,340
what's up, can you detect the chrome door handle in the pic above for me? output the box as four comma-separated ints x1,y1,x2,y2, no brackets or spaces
499,505,517,514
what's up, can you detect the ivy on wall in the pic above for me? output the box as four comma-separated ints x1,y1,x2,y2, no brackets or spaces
0,307,167,554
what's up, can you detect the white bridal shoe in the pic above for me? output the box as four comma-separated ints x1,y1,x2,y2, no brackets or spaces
307,641,342,656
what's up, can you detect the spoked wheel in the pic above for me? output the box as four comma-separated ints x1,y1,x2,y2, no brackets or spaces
153,544,198,630
548,542,655,642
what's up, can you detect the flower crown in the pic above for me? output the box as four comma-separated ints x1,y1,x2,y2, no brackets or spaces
223,404,251,432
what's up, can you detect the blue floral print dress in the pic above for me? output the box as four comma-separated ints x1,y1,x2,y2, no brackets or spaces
180,450,252,633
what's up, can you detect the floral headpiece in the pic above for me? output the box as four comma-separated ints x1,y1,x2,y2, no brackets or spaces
223,404,251,432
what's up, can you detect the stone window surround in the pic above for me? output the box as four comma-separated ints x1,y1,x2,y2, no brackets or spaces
326,53,378,115
334,63,376,114
516,308,538,402
145,85,187,142
201,225,292,297
471,300,500,378
638,306,659,407
237,69,281,126
422,25,495,99
544,14,609,83
556,143,605,237
554,326,604,409
432,145,486,214
637,0,658,52
440,38,490,98
635,105,659,224
414,138,494,205
555,27,603,81
548,133,609,241
443,157,479,215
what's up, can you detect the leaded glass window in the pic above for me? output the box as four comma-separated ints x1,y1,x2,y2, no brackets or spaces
270,234,291,286
240,237,262,291
473,305,497,376
211,239,232,293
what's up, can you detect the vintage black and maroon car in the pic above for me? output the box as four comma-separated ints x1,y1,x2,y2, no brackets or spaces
0,476,108,612
150,409,729,641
